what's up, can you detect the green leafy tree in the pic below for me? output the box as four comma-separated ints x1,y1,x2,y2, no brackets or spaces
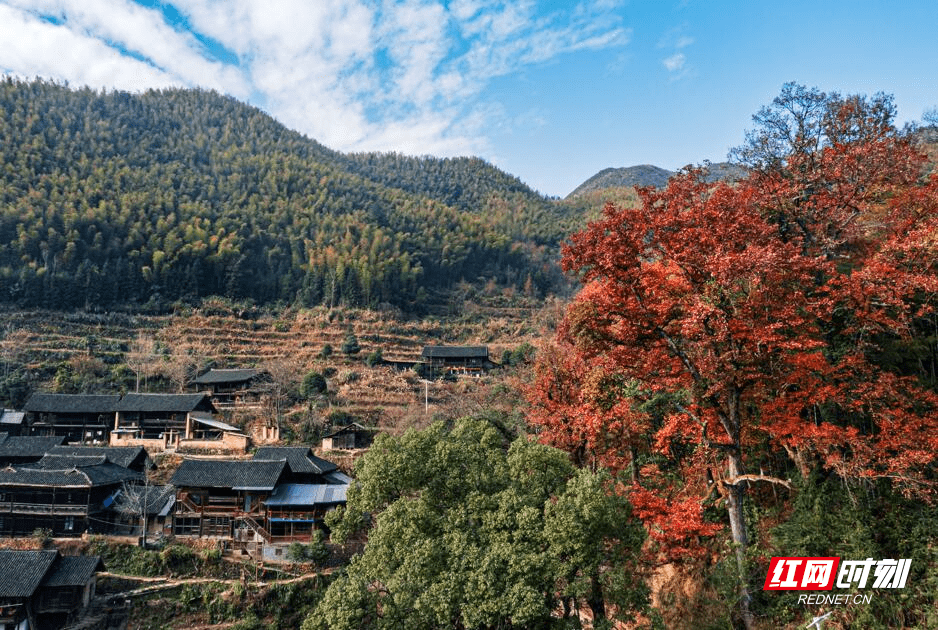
306,416,646,630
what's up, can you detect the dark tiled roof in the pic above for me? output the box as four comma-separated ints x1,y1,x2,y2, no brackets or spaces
171,459,286,491
42,555,104,587
24,393,121,414
0,461,142,488
33,454,108,468
74,462,143,486
421,345,489,359
322,422,372,438
252,447,338,475
0,550,58,597
48,445,148,469
192,368,262,385
0,435,66,458
115,393,213,413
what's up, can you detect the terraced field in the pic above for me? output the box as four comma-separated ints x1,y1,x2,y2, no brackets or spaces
1,295,558,439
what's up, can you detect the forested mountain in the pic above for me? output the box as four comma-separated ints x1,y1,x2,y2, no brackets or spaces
0,79,578,312
567,161,748,198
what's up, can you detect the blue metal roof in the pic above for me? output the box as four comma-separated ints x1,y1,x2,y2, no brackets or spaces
264,483,347,506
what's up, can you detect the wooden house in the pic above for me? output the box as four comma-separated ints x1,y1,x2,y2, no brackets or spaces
170,459,288,540
421,346,492,377
321,423,375,450
171,454,349,546
0,456,142,537
0,550,103,630
23,393,121,442
110,393,217,449
190,368,270,408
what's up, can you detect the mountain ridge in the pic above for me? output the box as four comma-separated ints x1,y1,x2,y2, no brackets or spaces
0,79,576,313
566,161,749,198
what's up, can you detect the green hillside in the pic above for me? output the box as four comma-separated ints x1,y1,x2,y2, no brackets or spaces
0,79,580,313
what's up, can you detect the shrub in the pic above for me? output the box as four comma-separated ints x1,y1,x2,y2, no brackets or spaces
340,333,360,356
301,371,328,397
364,348,383,367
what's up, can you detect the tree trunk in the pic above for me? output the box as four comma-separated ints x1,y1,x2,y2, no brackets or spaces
720,386,753,630
725,450,753,630
586,573,606,624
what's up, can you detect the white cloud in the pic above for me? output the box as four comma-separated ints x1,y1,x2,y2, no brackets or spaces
663,52,685,72
0,0,630,158
0,3,176,90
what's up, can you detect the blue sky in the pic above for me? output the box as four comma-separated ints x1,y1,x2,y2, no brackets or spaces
1,0,936,197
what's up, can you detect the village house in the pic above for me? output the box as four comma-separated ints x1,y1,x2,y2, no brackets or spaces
0,455,142,537
190,368,270,408
0,549,103,630
321,423,375,451
109,392,250,452
421,345,492,377
111,393,216,442
22,393,121,443
170,458,289,541
170,453,349,553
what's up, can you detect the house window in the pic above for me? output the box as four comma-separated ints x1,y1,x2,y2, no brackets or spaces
64,516,75,531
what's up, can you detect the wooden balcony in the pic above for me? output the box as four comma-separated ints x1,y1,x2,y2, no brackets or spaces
0,501,88,516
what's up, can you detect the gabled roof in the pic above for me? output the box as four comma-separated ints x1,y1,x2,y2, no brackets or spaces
42,555,105,587
264,483,348,507
252,446,338,475
115,393,213,413
0,461,142,488
24,393,121,414
421,345,489,359
0,550,58,598
48,445,148,469
322,422,372,438
191,368,264,385
0,410,25,425
171,459,287,491
0,435,66,458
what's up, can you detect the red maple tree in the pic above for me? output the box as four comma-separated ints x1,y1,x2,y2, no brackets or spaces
528,86,938,628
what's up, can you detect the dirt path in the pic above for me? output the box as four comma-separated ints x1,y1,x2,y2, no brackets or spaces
98,567,334,599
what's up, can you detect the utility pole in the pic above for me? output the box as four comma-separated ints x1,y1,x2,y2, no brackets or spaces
420,379,431,413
